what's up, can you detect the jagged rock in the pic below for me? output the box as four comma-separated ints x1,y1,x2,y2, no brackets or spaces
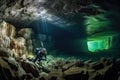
0,57,26,80
88,66,112,80
53,60,65,69
20,60,40,78
0,20,29,58
84,60,93,64
10,37,27,58
39,72,49,80
75,60,85,67
21,73,34,80
64,67,87,75
0,35,10,48
41,66,51,73
0,48,13,57
90,62,105,70
0,53,120,80
3,57,19,71
100,57,107,63
62,60,77,71
0,20,16,38
0,57,18,80
87,69,96,80
90,72,104,80
64,67,89,80
49,68,63,80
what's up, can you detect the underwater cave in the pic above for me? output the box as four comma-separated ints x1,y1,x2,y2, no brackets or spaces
0,0,120,80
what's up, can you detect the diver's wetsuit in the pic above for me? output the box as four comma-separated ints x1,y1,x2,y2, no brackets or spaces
33,48,46,62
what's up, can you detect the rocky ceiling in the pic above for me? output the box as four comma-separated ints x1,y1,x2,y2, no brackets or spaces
0,0,120,29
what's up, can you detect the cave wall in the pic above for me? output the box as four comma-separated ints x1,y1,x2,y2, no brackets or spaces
0,20,35,58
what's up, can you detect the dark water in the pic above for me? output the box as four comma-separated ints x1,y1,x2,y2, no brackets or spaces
29,13,120,61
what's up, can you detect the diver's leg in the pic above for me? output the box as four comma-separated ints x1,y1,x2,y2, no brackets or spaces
33,56,38,62
44,54,46,60
38,58,41,61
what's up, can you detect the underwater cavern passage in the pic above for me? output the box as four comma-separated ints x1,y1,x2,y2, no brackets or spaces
0,0,120,80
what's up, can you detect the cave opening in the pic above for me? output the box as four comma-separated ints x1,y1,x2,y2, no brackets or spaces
87,36,112,52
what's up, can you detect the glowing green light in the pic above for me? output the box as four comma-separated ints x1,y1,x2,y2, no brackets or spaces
85,15,111,35
87,37,110,52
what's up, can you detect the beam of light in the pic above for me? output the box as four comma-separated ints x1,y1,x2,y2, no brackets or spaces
40,9,48,34
38,0,46,2
41,16,48,33
38,8,75,28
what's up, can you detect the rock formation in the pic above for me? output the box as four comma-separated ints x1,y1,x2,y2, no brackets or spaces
18,28,33,54
0,20,34,58
0,21,40,79
10,37,27,58
1,51,120,80
0,0,110,26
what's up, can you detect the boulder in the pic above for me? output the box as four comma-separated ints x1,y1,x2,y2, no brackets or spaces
49,68,63,80
89,72,104,80
39,72,49,80
90,62,104,70
62,60,77,71
21,73,34,80
75,60,85,67
64,67,89,80
20,60,40,78
0,57,26,80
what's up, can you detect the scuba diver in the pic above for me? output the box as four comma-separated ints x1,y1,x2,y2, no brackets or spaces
33,47,47,62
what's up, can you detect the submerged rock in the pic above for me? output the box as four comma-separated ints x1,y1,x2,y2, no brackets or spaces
0,54,120,80
39,72,49,80
64,67,89,80
0,56,26,80
20,60,40,78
